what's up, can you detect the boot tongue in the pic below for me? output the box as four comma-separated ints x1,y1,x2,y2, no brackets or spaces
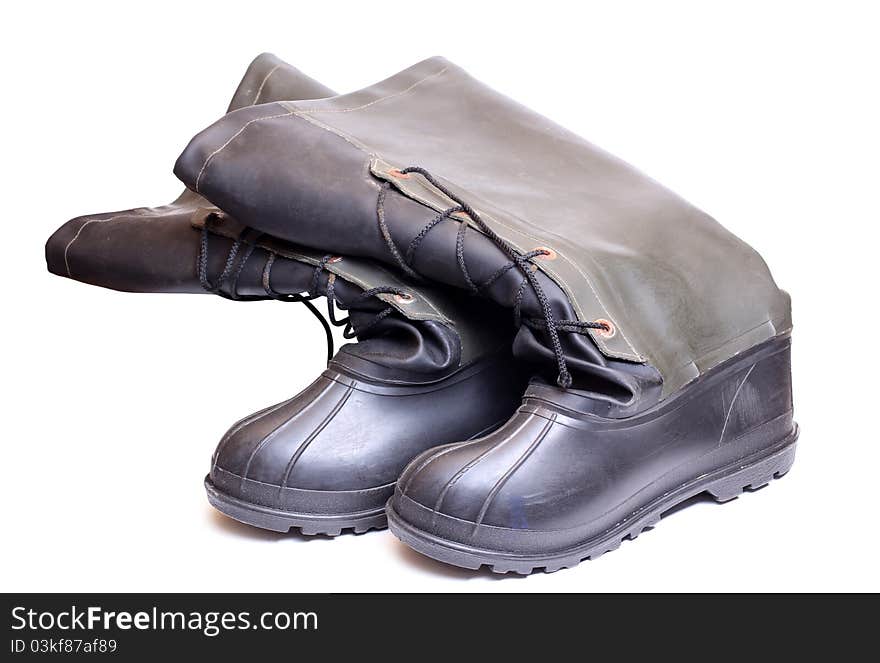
227,53,336,112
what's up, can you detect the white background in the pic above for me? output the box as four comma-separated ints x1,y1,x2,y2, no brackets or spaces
2,1,878,592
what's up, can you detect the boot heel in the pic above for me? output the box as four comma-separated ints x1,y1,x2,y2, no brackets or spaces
706,436,797,502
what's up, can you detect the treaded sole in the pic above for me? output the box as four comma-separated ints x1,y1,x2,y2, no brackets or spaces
205,477,387,536
387,430,798,574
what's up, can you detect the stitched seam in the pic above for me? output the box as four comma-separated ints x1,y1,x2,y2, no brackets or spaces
252,64,281,105
280,102,377,156
63,214,132,277
194,106,295,192
295,66,449,114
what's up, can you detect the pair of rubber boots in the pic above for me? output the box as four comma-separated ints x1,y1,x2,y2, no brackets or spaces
47,54,797,574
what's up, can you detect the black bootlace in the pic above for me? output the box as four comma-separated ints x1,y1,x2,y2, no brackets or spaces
198,223,410,365
375,166,609,389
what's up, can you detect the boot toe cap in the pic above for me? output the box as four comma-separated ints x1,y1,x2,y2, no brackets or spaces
390,412,602,555
208,386,398,517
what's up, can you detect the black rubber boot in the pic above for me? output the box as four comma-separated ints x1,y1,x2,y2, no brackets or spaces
173,57,797,562
195,214,528,535
387,335,796,572
52,193,528,536
48,165,529,536
196,208,530,534
44,55,530,535
207,347,524,535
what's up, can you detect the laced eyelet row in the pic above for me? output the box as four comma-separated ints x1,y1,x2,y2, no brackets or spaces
375,166,611,389
197,223,413,364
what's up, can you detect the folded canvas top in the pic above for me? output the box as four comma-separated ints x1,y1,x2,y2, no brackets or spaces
176,57,790,400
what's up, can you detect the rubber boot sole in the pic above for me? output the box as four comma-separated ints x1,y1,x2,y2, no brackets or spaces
387,429,798,574
205,477,387,536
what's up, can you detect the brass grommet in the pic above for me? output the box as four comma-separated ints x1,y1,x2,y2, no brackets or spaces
534,246,557,260
594,318,616,339
389,169,411,179
394,293,415,304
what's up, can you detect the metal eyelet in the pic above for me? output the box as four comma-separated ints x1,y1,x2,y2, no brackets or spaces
389,169,411,179
534,246,557,260
394,293,415,304
594,318,616,339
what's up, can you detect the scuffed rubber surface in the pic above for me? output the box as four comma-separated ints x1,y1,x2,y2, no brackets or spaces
387,433,797,574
